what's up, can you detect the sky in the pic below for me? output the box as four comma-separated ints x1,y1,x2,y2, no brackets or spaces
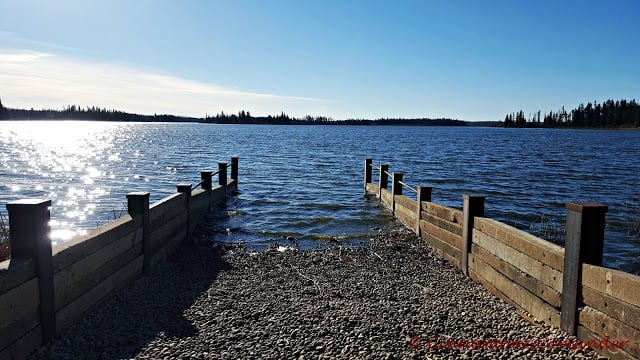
0,0,638,121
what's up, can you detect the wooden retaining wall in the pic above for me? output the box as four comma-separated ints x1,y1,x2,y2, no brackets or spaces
364,158,639,360
0,158,238,360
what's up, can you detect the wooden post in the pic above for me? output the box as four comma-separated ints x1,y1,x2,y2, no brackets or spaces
391,172,403,215
218,162,228,191
6,199,56,343
416,186,432,236
201,171,213,212
561,202,608,335
364,158,372,192
461,194,485,275
200,171,213,190
177,184,192,243
231,157,239,183
126,192,150,274
378,164,389,200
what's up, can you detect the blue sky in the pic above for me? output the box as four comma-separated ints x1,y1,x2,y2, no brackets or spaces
0,0,638,121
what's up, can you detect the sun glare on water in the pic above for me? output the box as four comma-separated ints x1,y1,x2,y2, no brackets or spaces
0,121,120,243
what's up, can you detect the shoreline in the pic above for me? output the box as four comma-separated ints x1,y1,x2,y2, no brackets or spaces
29,217,603,359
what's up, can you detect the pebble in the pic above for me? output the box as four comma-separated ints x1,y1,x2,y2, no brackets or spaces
28,219,606,359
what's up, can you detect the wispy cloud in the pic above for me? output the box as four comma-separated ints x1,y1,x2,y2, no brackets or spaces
0,49,329,117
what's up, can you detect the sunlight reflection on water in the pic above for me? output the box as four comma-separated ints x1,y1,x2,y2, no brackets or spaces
1,121,121,242
0,121,638,274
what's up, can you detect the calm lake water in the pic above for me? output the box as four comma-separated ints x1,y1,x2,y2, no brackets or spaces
1,121,639,274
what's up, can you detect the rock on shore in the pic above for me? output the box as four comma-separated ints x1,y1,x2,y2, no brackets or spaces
31,220,604,360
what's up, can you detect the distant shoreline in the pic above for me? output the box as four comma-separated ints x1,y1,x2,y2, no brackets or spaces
1,105,638,129
0,106,468,126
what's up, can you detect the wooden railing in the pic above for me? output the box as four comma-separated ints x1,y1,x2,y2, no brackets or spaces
0,157,239,359
365,158,639,360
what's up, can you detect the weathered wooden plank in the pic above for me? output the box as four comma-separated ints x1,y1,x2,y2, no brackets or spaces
149,212,187,253
581,285,640,332
0,258,36,294
380,188,393,208
211,185,226,204
471,243,561,308
395,202,417,221
474,217,564,271
54,224,139,288
394,195,416,211
473,230,563,292
423,233,461,269
54,243,143,311
56,256,143,333
421,202,463,224
469,267,519,309
366,183,379,195
395,210,415,232
52,216,140,273
0,307,38,351
192,188,207,199
149,193,186,229
577,325,637,360
0,277,39,328
190,189,209,213
579,306,640,357
149,228,184,268
0,325,41,360
581,264,640,308
396,204,418,222
227,178,237,193
469,253,561,327
421,212,463,236
421,221,462,250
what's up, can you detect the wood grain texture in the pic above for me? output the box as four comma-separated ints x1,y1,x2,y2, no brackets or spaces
471,243,561,308
55,256,143,333
581,264,640,308
578,306,640,357
421,221,462,250
469,253,560,327
421,202,463,223
52,216,140,273
581,285,640,332
474,217,564,271
472,230,563,292
421,212,463,236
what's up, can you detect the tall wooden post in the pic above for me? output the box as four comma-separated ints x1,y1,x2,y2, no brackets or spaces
218,162,228,193
461,195,485,275
391,172,403,215
201,171,212,190
231,157,239,183
416,186,432,236
127,192,150,274
201,171,213,211
561,202,607,335
177,184,192,243
378,164,389,200
6,199,56,343
364,158,372,192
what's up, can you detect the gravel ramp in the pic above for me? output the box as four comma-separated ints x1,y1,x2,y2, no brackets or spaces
30,218,604,360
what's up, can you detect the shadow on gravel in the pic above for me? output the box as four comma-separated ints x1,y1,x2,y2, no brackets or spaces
32,241,232,360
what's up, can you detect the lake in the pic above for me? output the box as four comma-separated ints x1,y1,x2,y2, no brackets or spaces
1,121,639,274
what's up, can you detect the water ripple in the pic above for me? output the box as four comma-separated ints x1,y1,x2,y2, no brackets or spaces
1,122,639,274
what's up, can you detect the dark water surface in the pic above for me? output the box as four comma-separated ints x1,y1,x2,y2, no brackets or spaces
1,122,638,274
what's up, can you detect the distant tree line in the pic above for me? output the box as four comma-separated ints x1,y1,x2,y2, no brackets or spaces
203,110,467,126
503,99,640,128
1,104,200,122
0,99,466,126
